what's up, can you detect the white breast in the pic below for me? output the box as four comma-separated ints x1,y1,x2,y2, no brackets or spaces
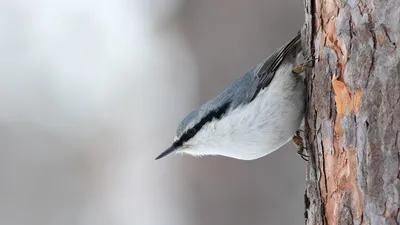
184,64,306,160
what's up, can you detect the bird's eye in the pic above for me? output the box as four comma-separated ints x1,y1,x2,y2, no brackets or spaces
187,128,196,138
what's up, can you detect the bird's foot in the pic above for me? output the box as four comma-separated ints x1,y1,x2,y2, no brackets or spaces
292,55,315,74
292,130,309,161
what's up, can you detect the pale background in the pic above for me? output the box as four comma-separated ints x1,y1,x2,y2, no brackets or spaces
0,0,305,225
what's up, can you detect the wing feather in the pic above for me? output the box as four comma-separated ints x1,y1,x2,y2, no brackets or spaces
249,31,301,101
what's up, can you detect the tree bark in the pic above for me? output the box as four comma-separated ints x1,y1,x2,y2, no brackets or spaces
302,0,400,224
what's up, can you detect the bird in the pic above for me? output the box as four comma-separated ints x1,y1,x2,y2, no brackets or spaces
156,31,307,161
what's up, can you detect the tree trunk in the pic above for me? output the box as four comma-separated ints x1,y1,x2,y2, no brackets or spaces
302,0,400,224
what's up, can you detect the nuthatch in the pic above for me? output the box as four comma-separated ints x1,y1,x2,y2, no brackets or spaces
156,31,307,160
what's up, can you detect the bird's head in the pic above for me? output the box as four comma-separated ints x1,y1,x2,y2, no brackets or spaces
155,101,232,160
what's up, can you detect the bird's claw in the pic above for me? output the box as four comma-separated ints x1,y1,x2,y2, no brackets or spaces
292,55,315,74
292,130,309,161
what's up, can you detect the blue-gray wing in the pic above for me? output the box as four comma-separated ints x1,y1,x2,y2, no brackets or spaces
248,31,301,101
208,31,302,110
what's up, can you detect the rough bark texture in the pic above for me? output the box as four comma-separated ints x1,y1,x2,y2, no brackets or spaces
303,0,400,224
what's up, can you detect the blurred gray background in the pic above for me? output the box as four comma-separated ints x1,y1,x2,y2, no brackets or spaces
0,0,305,225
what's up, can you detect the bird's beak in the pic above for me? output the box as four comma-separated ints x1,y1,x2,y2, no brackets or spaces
155,145,177,160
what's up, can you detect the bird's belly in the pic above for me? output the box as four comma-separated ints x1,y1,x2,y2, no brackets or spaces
213,76,305,160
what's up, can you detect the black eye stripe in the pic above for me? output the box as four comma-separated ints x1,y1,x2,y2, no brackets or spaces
174,101,231,147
